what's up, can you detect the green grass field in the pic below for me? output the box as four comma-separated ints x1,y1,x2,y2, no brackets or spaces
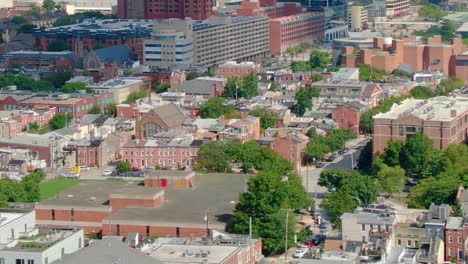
39,179,82,201
39,179,144,201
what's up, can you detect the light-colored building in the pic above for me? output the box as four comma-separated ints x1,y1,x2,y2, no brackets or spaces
192,16,270,67
385,0,410,17
373,96,468,156
348,4,368,32
88,77,145,104
143,15,269,68
217,61,261,78
341,211,396,243
143,19,193,69
0,209,84,264
312,79,383,108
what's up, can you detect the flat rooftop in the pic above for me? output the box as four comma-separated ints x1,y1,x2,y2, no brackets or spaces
36,181,162,211
3,227,81,252
0,212,25,227
374,96,468,121
42,19,154,31
150,244,240,263
104,173,250,228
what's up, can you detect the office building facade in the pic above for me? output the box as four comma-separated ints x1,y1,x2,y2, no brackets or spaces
117,0,212,20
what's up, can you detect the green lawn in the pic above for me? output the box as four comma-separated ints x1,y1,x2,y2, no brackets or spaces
39,179,144,201
39,179,82,201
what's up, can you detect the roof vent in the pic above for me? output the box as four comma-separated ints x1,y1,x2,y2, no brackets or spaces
89,197,96,201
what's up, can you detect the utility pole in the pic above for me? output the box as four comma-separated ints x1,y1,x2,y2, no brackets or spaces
249,217,252,262
281,209,293,261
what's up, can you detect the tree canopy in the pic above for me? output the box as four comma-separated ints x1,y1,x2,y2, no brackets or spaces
292,87,320,116
199,97,239,119
223,73,259,99
304,129,356,161
116,161,132,173
60,82,91,93
124,91,147,104
310,50,331,71
419,4,447,21
0,170,46,207
249,108,277,130
47,40,68,52
49,114,71,130
232,171,312,255
411,86,434,99
358,64,389,81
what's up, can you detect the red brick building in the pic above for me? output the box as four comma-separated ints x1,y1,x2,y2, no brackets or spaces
217,61,261,79
36,173,248,238
3,51,77,71
117,0,212,20
259,133,309,170
235,0,303,18
269,12,324,56
122,138,202,169
331,103,365,135
342,36,467,76
0,92,114,119
135,103,186,139
445,217,464,262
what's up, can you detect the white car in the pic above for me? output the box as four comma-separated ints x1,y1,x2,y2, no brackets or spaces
293,248,308,258
63,172,80,179
103,169,112,176
79,166,90,171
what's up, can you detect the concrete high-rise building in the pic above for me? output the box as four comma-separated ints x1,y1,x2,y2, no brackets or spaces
307,0,349,42
143,16,270,68
348,4,368,31
385,0,410,17
143,19,194,69
117,0,213,20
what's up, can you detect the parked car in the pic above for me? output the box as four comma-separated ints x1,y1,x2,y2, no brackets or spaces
131,167,141,172
310,234,325,245
319,223,327,229
103,169,112,176
293,248,308,258
316,162,325,168
79,166,90,171
63,172,80,179
339,148,349,155
143,167,155,173
130,171,144,177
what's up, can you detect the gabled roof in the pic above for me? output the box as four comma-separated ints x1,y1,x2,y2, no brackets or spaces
153,103,186,129
92,45,136,66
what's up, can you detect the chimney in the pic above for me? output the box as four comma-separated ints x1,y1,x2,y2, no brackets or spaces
450,110,456,118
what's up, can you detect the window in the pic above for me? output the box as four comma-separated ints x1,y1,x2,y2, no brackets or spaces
146,225,150,237
361,224,365,231
71,208,74,221
407,240,412,247
116,224,120,236
449,247,453,256
458,237,462,244
27,260,34,264
399,126,404,136
61,248,64,256
0,258,5,264
15,260,25,264
449,236,453,243
51,209,55,220
361,236,366,242
406,127,416,132
397,239,401,246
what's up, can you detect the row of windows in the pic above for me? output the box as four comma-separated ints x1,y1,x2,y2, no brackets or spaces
124,150,197,156
448,236,463,244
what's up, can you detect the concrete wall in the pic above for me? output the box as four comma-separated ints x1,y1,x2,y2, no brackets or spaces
0,211,35,244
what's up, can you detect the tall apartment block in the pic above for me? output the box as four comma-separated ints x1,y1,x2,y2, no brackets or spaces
306,0,349,42
269,12,324,55
143,19,194,68
373,96,468,156
143,15,270,68
117,0,212,20
348,4,368,31
385,0,410,16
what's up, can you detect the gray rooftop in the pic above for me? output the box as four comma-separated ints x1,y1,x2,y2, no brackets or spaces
51,237,161,264
36,181,162,211
103,173,250,229
341,212,396,225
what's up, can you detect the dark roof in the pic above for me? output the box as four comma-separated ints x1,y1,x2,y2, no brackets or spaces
51,237,161,264
92,45,136,65
8,159,25,165
91,114,111,127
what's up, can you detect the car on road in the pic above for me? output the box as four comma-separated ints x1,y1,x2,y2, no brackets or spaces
293,248,308,258
103,169,112,176
131,167,141,172
316,162,325,168
143,167,155,173
310,234,326,245
339,148,349,155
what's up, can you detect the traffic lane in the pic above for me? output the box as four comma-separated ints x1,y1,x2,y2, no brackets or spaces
324,147,363,170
